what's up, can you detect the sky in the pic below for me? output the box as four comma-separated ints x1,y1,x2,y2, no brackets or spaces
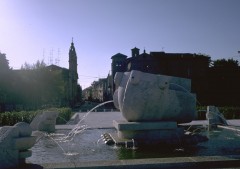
0,0,240,89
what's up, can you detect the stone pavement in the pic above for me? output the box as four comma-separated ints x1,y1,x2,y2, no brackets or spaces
56,111,240,129
56,111,124,130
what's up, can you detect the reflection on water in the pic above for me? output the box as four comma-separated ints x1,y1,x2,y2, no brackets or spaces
27,127,240,164
28,129,119,164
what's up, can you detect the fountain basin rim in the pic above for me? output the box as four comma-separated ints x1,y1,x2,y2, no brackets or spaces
33,155,240,169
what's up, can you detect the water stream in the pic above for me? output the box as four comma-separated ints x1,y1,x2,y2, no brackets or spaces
42,100,114,156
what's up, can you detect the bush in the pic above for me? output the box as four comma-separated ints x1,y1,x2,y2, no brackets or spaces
0,107,72,126
56,107,72,124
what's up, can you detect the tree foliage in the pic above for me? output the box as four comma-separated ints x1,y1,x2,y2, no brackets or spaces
205,58,240,106
14,63,67,109
0,54,81,112
0,52,10,72
0,52,12,110
213,58,239,68
21,59,47,70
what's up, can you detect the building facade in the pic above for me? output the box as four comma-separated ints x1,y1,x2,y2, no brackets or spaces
111,47,210,94
83,47,210,103
46,40,80,106
82,75,112,102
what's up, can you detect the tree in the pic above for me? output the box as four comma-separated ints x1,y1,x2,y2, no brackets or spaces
0,52,12,112
21,62,32,70
0,52,10,73
213,58,238,69
34,60,47,69
21,59,46,70
208,58,240,106
76,85,83,103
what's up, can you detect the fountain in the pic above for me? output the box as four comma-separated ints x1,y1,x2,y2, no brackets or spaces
206,105,228,129
3,70,240,168
26,70,211,166
0,122,36,169
21,86,240,169
30,110,59,133
0,110,61,169
108,70,207,146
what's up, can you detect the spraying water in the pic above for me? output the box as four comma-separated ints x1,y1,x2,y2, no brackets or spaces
132,139,137,150
60,100,114,142
57,116,68,123
46,100,114,155
46,133,67,154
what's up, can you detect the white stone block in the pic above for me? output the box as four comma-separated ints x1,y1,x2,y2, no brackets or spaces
113,120,177,131
117,128,184,141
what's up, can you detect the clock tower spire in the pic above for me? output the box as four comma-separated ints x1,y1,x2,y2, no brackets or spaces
68,38,78,106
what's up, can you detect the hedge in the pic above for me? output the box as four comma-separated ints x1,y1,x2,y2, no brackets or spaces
0,107,72,126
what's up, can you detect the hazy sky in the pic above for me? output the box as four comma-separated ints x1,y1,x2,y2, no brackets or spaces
0,0,240,89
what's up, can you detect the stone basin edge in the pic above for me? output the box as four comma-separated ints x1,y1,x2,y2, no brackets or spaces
24,155,240,169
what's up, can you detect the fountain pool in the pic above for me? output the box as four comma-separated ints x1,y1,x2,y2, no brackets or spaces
28,128,118,164
26,111,240,165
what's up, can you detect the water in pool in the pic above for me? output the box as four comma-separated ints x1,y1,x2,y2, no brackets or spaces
27,126,240,164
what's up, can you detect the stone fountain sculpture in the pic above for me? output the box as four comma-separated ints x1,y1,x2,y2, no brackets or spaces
206,106,228,129
0,111,59,168
0,122,36,169
110,70,205,146
30,110,59,133
113,70,196,123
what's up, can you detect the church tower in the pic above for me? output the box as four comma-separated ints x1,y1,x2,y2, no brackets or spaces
68,38,78,105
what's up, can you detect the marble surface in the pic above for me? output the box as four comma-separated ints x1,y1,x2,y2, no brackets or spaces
30,111,58,132
113,70,196,123
0,122,35,169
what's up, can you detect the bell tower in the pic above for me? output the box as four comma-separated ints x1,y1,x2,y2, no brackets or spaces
131,47,140,57
68,38,78,105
